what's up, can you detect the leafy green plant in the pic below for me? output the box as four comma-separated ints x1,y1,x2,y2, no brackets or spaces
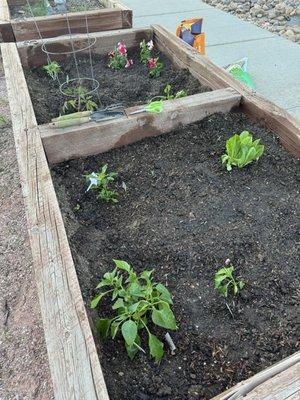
221,131,264,172
0,115,8,128
91,260,177,361
214,265,245,297
22,0,47,17
108,42,133,70
85,164,118,203
148,57,163,78
62,85,98,114
163,84,187,100
139,39,154,64
43,61,61,80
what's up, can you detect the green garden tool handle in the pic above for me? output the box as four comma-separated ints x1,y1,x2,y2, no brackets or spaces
51,111,91,122
51,116,91,128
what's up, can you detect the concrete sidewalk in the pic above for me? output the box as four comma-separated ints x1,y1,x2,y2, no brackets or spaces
125,0,300,120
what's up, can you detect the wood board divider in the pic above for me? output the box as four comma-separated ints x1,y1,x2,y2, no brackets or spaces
0,0,132,42
152,25,300,158
40,88,242,164
1,41,109,400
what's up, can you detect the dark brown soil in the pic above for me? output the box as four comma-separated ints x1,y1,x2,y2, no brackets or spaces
24,49,210,124
51,111,299,400
10,0,102,19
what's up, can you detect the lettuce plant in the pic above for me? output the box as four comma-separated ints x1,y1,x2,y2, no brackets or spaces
221,131,264,171
91,260,177,361
214,265,245,297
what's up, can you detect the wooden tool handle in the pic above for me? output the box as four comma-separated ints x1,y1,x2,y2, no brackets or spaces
51,116,90,128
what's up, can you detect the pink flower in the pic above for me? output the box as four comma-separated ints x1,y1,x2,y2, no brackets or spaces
147,40,154,50
125,59,133,68
148,58,157,69
117,42,127,55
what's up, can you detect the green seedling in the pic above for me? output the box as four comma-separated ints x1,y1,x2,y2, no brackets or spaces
62,85,98,114
91,260,177,361
214,265,245,297
85,164,118,203
43,61,61,81
22,0,47,16
163,84,187,100
221,131,264,172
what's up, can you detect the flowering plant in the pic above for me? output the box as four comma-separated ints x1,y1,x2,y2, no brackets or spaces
148,57,163,78
108,42,133,70
140,39,154,64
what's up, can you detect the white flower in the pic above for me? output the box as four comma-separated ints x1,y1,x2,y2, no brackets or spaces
147,40,154,50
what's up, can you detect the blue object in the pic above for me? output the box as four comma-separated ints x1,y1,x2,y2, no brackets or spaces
191,20,202,34
181,28,195,46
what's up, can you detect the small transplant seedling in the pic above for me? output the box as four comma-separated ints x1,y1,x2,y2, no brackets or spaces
140,39,154,64
108,42,133,70
62,85,98,114
221,131,264,172
163,84,187,100
148,57,163,78
214,265,245,297
85,165,118,203
91,260,177,361
43,61,61,81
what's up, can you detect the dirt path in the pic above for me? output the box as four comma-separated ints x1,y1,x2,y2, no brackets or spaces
0,53,53,400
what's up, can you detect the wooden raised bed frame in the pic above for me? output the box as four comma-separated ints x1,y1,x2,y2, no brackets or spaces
0,0,132,42
1,26,300,400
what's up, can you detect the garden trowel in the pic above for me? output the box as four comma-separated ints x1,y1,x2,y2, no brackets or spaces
51,103,125,128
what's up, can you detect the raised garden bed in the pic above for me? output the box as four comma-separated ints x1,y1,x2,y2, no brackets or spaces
1,26,300,400
0,0,132,42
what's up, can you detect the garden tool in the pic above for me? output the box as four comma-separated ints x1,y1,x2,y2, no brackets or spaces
176,18,206,55
224,57,255,89
128,100,164,116
51,103,125,128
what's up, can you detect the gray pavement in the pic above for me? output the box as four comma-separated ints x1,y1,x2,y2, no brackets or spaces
125,0,300,119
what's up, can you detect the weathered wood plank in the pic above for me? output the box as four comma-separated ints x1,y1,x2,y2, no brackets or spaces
12,9,124,41
152,24,300,158
244,363,300,399
0,0,15,41
1,42,109,400
17,27,152,67
40,88,241,164
212,352,300,400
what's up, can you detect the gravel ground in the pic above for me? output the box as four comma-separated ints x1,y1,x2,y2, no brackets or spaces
203,0,300,43
0,54,53,400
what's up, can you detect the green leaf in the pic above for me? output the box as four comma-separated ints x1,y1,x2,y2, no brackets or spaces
239,281,245,290
95,318,111,338
121,320,137,346
140,269,154,282
128,282,142,296
111,321,120,339
156,283,173,304
149,333,164,362
152,303,177,330
112,298,124,310
91,293,106,309
113,259,132,272
125,334,141,360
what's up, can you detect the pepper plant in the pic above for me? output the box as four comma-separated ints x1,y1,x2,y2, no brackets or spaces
214,265,245,297
85,164,118,203
91,260,177,361
221,131,264,171
43,61,61,80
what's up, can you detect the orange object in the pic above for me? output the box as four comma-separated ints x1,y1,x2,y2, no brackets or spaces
176,18,206,55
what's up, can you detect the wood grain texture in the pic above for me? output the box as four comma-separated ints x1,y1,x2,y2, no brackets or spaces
0,0,15,41
1,42,109,400
40,88,241,164
152,25,300,158
17,27,152,67
2,0,132,42
212,353,300,400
